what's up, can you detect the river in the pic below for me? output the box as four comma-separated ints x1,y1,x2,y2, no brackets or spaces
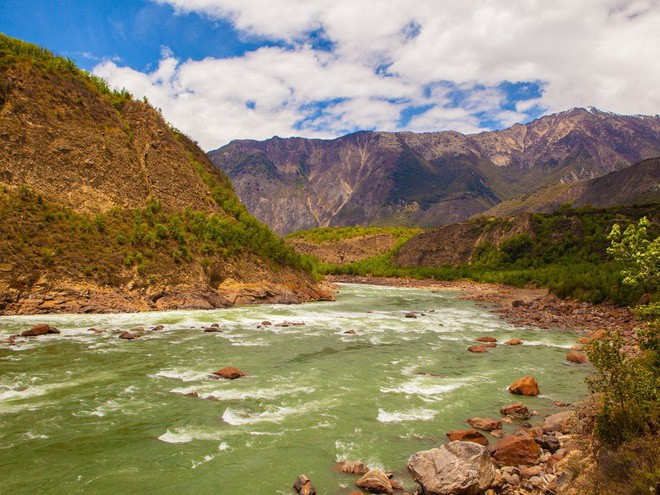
0,283,590,493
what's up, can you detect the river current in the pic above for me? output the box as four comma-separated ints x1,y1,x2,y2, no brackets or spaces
0,283,590,493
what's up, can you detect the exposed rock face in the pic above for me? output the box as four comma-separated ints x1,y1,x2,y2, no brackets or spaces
407,442,496,495
210,109,660,234
212,367,245,380
356,469,393,494
500,402,532,419
508,376,540,396
293,475,316,495
20,324,60,336
446,429,489,446
491,435,541,466
467,417,502,431
287,233,398,264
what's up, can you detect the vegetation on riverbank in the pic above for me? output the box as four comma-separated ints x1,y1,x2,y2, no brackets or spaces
307,205,658,305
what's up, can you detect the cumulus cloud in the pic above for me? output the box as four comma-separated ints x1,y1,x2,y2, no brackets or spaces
94,0,660,149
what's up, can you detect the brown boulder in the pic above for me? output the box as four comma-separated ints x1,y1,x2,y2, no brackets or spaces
577,337,591,345
293,474,316,495
566,352,587,364
507,376,539,396
344,329,357,335
119,331,138,340
356,469,393,494
491,435,541,466
467,418,502,432
482,342,497,348
446,429,489,446
500,403,532,419
589,329,608,340
212,367,245,380
21,324,60,337
204,327,221,333
542,411,575,433
335,461,369,475
505,339,523,345
468,345,488,353
519,466,542,478
261,321,272,326
475,336,497,343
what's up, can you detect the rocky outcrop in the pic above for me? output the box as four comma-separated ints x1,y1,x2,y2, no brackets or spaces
210,109,660,234
468,345,488,353
407,442,496,495
508,376,540,396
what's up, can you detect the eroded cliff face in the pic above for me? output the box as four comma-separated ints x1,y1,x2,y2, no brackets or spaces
210,109,660,234
0,35,331,314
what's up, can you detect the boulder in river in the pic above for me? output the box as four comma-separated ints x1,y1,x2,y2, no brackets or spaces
119,331,138,340
566,352,587,364
204,327,221,333
446,429,489,446
212,367,245,380
468,345,488,353
491,435,541,466
505,339,523,345
293,474,316,495
262,321,272,326
407,442,495,495
151,325,165,331
404,312,418,318
335,461,369,475
507,376,539,396
344,329,357,335
467,417,502,431
21,324,60,337
475,336,497,343
356,468,393,494
500,402,532,419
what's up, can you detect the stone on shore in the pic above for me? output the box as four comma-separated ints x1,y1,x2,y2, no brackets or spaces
293,474,316,495
491,435,541,466
21,324,60,337
542,411,575,434
500,403,532,419
212,367,245,380
505,339,523,345
467,418,502,432
507,376,539,396
475,336,497,343
468,345,488,353
335,461,369,475
566,352,587,364
356,468,394,494
446,429,489,446
535,435,561,453
407,442,495,495
119,331,138,340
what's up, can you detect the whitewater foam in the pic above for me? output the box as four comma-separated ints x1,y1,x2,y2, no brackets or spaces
377,408,437,423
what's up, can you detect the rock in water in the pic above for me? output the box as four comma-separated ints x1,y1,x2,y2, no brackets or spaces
475,336,497,343
507,376,539,396
566,352,587,363
505,339,523,345
407,442,495,495
446,429,489,446
21,324,60,337
119,331,138,340
491,435,541,466
293,474,316,495
467,345,488,353
335,461,369,475
356,469,393,494
467,417,502,431
500,402,532,419
212,367,245,380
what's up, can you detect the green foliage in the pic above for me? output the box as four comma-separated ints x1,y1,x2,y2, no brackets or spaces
287,225,422,244
608,217,660,291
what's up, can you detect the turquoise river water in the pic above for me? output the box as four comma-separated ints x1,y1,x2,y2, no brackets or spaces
0,283,591,494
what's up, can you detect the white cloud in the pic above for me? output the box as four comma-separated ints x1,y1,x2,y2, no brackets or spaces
95,0,660,149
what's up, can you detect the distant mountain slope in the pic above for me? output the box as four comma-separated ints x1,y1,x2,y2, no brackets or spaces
483,157,660,217
0,34,329,314
209,109,660,234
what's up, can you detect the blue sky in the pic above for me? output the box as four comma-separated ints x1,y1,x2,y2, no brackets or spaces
1,0,658,149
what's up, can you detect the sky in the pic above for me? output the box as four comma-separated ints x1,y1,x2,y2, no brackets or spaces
1,1,659,150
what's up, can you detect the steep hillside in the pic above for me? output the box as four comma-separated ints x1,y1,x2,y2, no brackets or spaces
0,34,330,314
484,157,660,217
210,109,660,234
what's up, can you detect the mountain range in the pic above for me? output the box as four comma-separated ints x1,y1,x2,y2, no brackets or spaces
210,109,660,234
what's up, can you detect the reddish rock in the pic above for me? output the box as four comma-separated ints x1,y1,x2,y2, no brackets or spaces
468,345,488,353
261,321,272,326
546,452,566,469
21,324,60,337
212,367,245,380
505,339,523,345
519,466,542,478
535,435,561,453
467,417,502,431
389,479,404,491
335,461,369,475
293,474,316,495
119,331,138,340
446,429,489,446
554,401,571,407
577,337,591,345
542,411,575,433
129,326,145,332
566,352,587,364
491,435,541,466
482,342,497,348
500,402,532,419
589,329,608,340
491,429,504,438
508,376,540,396
356,469,393,494
475,336,497,343
570,345,584,351
344,329,357,335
